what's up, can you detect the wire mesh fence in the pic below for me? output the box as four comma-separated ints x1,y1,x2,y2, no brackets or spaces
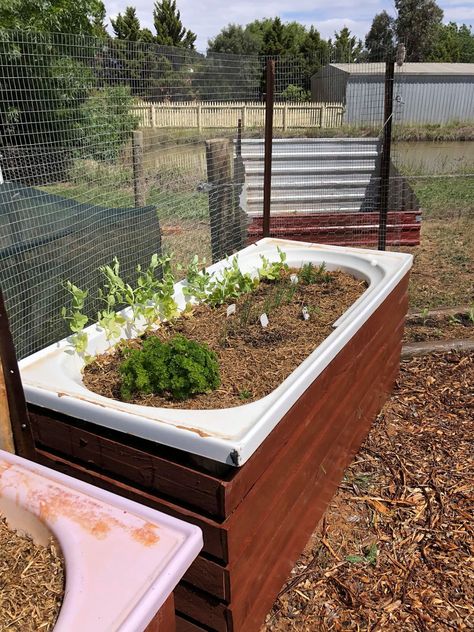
0,30,473,358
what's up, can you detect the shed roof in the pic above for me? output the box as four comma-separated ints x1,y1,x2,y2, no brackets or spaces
322,62,474,76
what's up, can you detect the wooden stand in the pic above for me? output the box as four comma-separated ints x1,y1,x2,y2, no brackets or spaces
19,276,408,631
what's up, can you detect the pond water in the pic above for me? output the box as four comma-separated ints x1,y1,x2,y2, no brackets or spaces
394,141,474,175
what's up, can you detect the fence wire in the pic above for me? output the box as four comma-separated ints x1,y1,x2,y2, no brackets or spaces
0,30,472,358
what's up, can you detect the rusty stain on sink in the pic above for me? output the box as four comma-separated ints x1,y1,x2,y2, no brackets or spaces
0,464,160,547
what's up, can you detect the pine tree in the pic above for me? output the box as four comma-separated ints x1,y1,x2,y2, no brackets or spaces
111,7,142,41
153,0,196,49
332,27,363,62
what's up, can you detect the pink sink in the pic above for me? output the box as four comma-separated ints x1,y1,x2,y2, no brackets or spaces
0,449,202,631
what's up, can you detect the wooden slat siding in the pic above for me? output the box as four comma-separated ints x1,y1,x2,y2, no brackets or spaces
183,556,230,602
32,450,228,561
176,615,209,632
228,320,405,600
229,337,404,630
29,411,226,518
174,584,230,632
236,346,404,632
145,595,176,632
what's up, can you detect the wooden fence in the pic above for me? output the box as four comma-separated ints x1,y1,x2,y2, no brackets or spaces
131,101,345,130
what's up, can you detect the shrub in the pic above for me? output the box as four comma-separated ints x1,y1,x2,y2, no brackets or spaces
119,335,220,401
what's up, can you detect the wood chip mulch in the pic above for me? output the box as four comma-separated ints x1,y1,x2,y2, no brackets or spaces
404,312,474,343
261,351,474,632
0,517,64,631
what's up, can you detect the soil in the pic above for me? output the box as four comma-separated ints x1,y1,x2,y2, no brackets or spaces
261,351,474,631
404,311,474,343
83,270,366,409
0,516,64,631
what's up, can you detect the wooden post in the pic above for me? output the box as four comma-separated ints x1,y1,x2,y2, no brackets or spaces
0,289,35,458
263,59,275,238
206,139,233,263
0,363,15,453
132,130,146,208
378,60,395,251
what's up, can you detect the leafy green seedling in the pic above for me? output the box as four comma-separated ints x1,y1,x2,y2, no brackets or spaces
346,543,378,566
61,281,90,357
239,389,252,401
258,247,289,282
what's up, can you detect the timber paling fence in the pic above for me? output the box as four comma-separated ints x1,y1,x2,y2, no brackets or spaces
131,100,345,130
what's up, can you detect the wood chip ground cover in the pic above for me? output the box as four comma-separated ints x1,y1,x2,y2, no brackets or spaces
404,312,474,343
261,351,473,631
84,270,365,409
0,517,64,631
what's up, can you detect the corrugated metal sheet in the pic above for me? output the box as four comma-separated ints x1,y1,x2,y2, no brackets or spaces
344,75,474,124
328,62,474,76
312,63,474,124
239,138,381,215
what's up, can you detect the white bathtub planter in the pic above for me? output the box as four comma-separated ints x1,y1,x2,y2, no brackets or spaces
20,238,412,467
0,449,202,632
18,238,413,632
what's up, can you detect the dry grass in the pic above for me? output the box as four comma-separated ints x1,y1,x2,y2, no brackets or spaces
0,517,64,631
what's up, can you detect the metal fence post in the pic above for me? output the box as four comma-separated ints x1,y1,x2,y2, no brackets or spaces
263,59,275,238
378,59,395,251
132,130,146,208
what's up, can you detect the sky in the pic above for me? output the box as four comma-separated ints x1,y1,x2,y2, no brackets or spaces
103,0,474,51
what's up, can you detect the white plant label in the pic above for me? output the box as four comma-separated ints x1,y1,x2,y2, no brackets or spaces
302,306,310,321
290,274,299,285
260,313,269,328
226,303,236,317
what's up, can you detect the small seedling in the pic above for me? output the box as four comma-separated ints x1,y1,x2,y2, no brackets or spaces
239,389,252,401
300,262,332,285
258,247,289,282
346,543,378,566
61,281,90,357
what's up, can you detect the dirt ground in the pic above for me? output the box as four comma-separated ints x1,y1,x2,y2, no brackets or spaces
261,351,473,632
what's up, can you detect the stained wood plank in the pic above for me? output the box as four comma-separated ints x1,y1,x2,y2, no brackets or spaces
144,595,176,632
30,410,226,518
175,584,230,632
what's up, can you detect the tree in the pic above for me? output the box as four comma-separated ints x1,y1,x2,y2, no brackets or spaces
365,11,395,60
0,1,109,183
111,7,142,41
429,22,474,62
394,0,443,61
0,0,106,35
331,27,364,62
207,24,262,55
153,0,196,49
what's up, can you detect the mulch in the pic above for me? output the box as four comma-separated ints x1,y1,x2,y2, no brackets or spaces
404,311,474,343
261,351,474,631
0,517,64,631
84,270,365,409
